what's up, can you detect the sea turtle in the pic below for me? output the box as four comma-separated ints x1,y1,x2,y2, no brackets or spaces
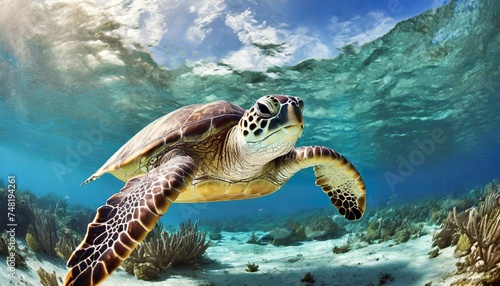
65,95,366,285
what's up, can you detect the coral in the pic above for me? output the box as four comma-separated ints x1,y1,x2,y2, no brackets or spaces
65,208,95,236
55,235,80,261
363,218,381,243
38,193,68,214
433,226,455,249
450,267,500,286
26,207,58,256
360,199,435,244
124,220,209,280
394,228,411,243
458,207,500,273
475,208,500,271
454,234,471,258
26,232,40,252
246,232,259,244
303,216,340,240
37,267,59,286
478,182,500,216
293,225,308,241
0,233,8,256
245,262,259,272
12,251,26,268
453,189,500,273
432,210,461,250
133,262,160,281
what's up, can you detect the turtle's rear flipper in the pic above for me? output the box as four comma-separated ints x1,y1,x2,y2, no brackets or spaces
65,156,197,286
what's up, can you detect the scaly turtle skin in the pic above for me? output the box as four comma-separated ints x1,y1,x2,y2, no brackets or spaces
65,95,366,286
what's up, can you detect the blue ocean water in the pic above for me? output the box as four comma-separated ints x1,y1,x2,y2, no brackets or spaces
0,0,499,284
1,0,498,222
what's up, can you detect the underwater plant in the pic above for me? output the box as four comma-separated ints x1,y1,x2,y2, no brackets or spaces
55,235,80,261
37,267,60,286
360,201,431,244
245,262,259,272
378,272,394,285
437,180,500,286
26,207,58,256
453,188,500,273
246,232,259,244
38,193,68,217
122,220,209,280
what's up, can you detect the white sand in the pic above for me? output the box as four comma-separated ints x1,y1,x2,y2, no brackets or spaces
2,232,463,286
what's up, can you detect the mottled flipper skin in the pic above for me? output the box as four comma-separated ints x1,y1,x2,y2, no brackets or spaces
281,146,366,220
65,156,196,286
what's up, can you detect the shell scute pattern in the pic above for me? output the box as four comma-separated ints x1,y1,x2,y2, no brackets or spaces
94,101,244,182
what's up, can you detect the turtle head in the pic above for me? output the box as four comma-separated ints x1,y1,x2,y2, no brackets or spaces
237,95,304,161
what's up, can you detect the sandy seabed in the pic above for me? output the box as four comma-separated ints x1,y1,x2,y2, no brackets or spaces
1,231,464,286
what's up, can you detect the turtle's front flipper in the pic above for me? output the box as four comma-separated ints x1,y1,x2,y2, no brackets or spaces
281,146,366,220
65,156,197,286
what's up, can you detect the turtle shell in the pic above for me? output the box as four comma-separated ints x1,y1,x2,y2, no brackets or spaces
89,100,245,182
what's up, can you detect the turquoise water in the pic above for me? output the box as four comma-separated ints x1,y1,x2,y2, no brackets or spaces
0,0,499,284
1,0,498,221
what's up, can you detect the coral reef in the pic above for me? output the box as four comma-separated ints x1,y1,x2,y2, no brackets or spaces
453,189,500,273
123,220,210,280
432,180,500,286
37,267,60,286
0,188,35,237
250,214,344,246
1,188,85,260
360,202,429,244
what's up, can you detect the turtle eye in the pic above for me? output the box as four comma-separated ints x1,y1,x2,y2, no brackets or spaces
255,97,279,118
257,103,270,114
